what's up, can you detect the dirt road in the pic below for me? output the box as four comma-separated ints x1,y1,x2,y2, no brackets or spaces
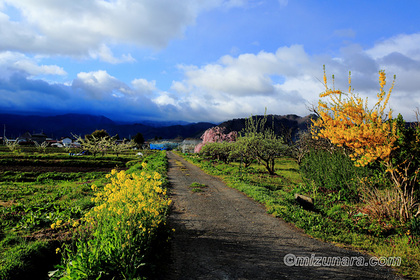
160,151,402,280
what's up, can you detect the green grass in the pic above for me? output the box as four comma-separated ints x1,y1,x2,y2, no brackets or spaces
189,182,207,193
177,152,420,279
190,182,207,188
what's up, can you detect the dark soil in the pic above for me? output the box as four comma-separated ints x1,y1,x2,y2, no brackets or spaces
0,165,113,173
160,151,403,280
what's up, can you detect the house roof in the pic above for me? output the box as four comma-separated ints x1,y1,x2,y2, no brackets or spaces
32,132,47,137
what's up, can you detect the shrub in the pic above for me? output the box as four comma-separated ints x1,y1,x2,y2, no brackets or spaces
300,149,370,201
200,142,233,163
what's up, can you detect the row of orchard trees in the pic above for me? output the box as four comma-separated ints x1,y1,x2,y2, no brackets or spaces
73,129,144,157
3,130,146,156
195,111,289,175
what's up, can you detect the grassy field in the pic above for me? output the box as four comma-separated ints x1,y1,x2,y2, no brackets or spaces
178,151,420,280
0,146,158,279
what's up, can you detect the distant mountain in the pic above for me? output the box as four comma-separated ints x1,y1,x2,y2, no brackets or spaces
218,114,316,142
136,120,191,127
104,122,216,140
0,113,315,142
0,114,215,140
0,113,115,138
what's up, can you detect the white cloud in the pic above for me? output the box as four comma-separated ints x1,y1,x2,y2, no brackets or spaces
0,51,66,78
360,33,420,119
0,0,233,58
131,78,157,94
162,46,321,121
170,81,189,94
366,33,420,60
16,62,66,76
153,91,178,107
177,46,315,99
72,70,130,99
90,44,136,64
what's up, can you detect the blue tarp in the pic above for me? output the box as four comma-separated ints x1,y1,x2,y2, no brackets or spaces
149,143,179,150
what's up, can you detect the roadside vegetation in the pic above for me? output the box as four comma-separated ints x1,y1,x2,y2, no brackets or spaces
0,143,170,279
179,68,420,279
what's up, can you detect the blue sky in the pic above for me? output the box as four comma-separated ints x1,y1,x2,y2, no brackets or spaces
1,0,420,122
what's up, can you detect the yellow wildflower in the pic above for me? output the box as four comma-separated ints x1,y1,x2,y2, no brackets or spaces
153,172,161,180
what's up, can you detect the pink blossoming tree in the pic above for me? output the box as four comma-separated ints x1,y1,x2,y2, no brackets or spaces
194,126,237,153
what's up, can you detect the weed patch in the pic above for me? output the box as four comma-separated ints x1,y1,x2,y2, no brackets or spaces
189,182,207,192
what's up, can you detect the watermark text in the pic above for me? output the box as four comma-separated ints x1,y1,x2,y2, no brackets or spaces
283,253,401,267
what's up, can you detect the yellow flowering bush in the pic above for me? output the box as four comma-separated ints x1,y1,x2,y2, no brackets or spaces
57,151,171,280
312,66,397,167
311,67,420,223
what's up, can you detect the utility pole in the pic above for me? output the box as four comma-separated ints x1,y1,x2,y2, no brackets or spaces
2,124,5,145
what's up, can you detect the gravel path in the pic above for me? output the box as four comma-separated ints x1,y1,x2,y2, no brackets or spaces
159,151,403,280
